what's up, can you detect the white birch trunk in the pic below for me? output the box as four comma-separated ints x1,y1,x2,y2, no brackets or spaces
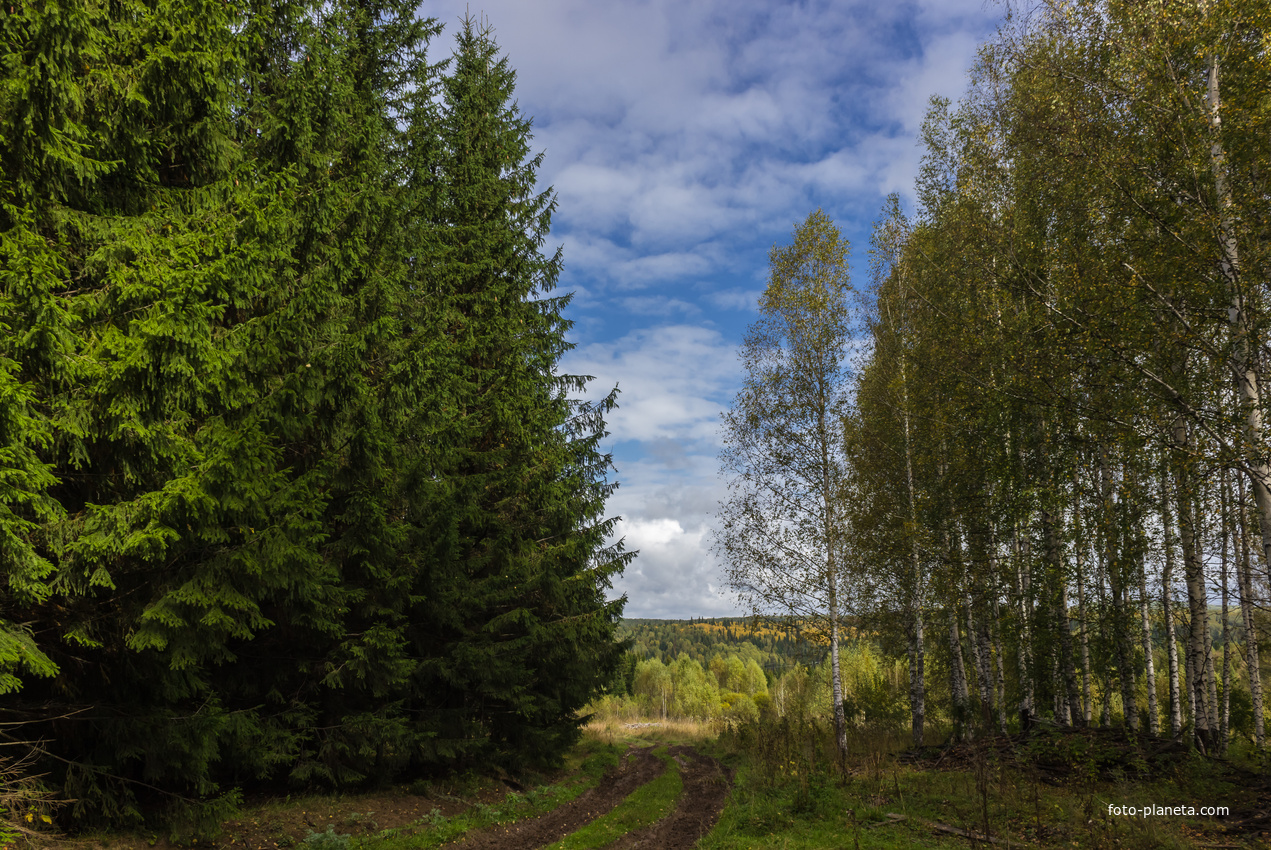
949,613,971,741
1184,614,1198,740
1236,474,1265,746
1095,530,1113,728
894,248,927,750
1046,508,1080,726
948,529,972,742
1012,527,1034,728
1206,58,1271,723
1100,453,1137,730
1203,42,1235,750
1139,552,1159,736
1220,475,1231,752
908,611,926,747
1241,526,1265,746
1072,471,1092,725
1173,415,1212,744
818,383,848,764
990,595,1009,734
828,594,848,762
1200,500,1221,739
824,479,848,764
1181,499,1214,743
1162,490,1183,739
969,594,995,727
1119,583,1139,731
1077,547,1093,725
966,524,996,728
1210,52,1271,545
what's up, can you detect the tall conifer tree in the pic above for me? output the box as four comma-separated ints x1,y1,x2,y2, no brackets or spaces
1,1,626,823
410,15,628,768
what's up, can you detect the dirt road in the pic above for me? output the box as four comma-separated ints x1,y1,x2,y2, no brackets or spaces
447,744,731,849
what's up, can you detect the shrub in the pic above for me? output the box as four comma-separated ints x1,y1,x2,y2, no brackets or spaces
302,825,351,850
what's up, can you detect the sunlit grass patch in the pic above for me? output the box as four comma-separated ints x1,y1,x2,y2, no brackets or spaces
582,713,719,746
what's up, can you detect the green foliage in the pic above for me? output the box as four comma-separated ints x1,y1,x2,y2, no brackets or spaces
302,826,351,850
838,642,908,730
724,694,760,723
0,2,625,829
622,617,820,672
618,621,917,733
709,715,1240,850
1227,681,1255,741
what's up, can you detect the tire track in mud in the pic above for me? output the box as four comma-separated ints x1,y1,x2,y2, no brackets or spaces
445,745,665,850
606,745,732,850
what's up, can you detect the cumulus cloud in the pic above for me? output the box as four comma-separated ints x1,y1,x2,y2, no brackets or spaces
425,0,1004,618
561,324,738,445
559,325,744,617
429,0,1000,257
611,517,737,619
705,288,761,311
605,454,739,618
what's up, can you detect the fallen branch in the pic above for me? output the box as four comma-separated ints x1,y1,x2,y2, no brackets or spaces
865,813,906,829
890,814,1029,848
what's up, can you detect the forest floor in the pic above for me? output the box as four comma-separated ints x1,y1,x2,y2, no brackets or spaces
58,728,729,850
34,721,1271,849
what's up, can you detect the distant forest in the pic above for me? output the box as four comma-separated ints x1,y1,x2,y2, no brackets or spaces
592,618,907,728
620,618,829,679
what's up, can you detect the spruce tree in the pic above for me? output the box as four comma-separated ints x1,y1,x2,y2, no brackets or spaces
1,0,276,818
409,15,628,768
0,0,440,816
2,2,626,822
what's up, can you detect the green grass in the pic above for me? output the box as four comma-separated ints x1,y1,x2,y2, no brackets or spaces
699,731,1250,850
359,741,621,849
358,722,1259,850
543,747,683,850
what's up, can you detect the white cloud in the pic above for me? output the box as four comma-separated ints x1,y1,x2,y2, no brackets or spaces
560,234,719,290
561,324,739,444
611,517,739,618
604,453,742,618
560,325,747,618
430,0,1000,262
426,0,1005,618
618,296,701,317
705,288,761,311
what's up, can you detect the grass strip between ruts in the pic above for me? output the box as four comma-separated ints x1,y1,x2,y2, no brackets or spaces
544,747,683,850
359,743,621,849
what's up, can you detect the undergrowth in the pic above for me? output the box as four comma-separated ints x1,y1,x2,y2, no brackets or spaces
701,716,1253,849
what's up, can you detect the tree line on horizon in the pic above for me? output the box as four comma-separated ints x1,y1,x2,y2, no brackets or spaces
619,617,830,673
0,1,628,829
592,623,908,731
719,0,1271,759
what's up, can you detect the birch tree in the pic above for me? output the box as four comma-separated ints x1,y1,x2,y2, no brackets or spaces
853,195,930,747
717,209,856,764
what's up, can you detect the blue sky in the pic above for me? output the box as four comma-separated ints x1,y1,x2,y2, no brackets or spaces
428,0,1006,618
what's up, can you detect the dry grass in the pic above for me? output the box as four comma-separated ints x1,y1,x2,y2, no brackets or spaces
1,749,62,850
582,715,720,746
